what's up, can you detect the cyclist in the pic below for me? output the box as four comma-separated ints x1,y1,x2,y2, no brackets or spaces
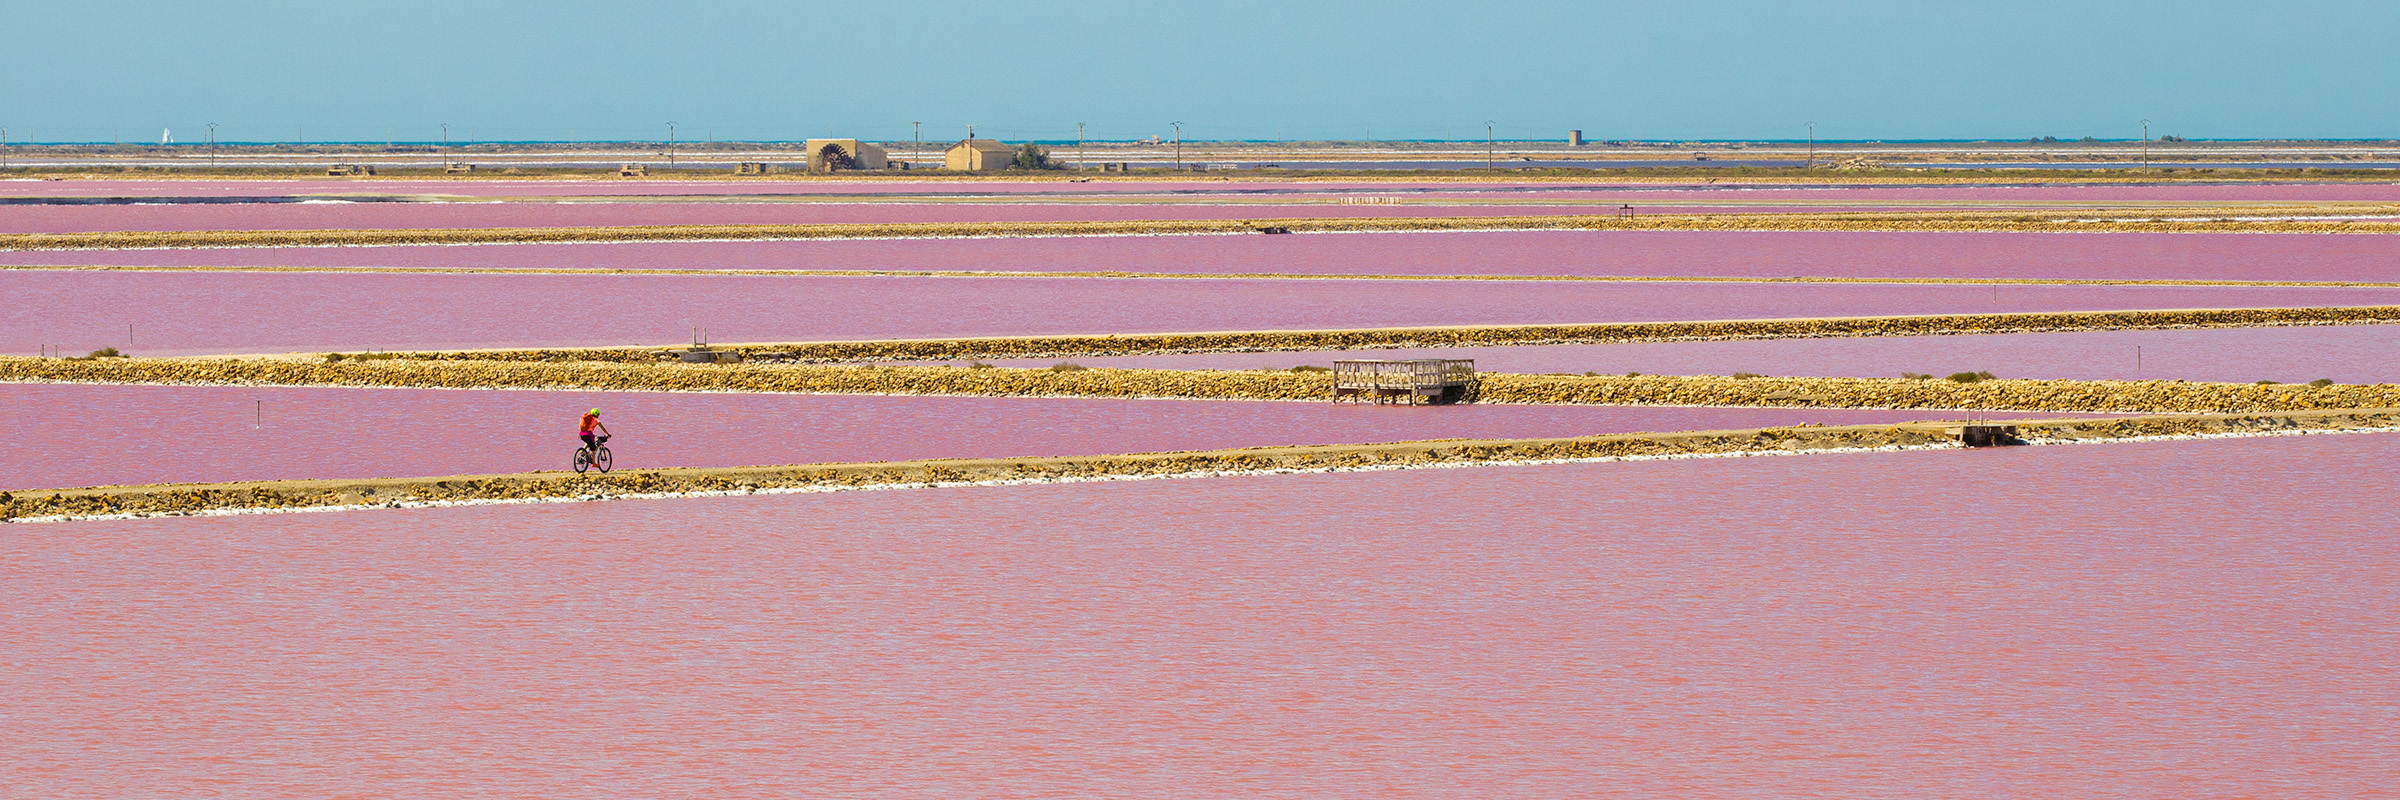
579,408,610,453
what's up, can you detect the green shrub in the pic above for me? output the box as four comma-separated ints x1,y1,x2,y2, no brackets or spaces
1014,143,1061,170
1901,372,1934,380
1731,372,1765,379
2310,378,2335,388
1049,362,1087,372
967,361,996,369
1948,371,1995,383
89,347,122,358
1288,365,1331,373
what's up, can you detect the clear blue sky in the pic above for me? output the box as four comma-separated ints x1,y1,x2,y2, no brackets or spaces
4,0,2394,144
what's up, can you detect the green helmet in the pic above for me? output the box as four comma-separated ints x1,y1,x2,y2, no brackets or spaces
588,408,600,416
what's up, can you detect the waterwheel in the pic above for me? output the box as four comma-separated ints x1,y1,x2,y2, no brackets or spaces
817,144,856,173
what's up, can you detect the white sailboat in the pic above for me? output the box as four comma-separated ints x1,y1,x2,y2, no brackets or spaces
161,128,173,145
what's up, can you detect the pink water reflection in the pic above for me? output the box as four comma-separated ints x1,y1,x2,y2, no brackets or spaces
10,271,2400,357
0,383,2079,490
2,202,1735,234
991,324,2400,384
12,229,2400,285
10,177,2400,203
4,434,2394,797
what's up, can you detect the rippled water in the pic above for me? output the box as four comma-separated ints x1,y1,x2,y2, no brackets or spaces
0,383,2088,490
11,177,2400,202
14,229,2400,285
0,202,1704,234
10,271,2396,356
972,324,2400,384
4,433,2394,797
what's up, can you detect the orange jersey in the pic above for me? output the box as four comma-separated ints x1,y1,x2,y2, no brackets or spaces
579,413,600,435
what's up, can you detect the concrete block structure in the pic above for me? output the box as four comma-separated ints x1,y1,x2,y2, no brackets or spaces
805,139,891,172
945,139,1017,171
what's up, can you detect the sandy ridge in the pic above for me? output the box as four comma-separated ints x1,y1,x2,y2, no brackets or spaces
6,410,2390,522
8,263,2400,289
9,207,2400,250
5,356,2394,414
361,305,2400,364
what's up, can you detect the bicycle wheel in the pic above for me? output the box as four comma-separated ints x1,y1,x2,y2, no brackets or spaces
574,447,592,473
595,446,612,473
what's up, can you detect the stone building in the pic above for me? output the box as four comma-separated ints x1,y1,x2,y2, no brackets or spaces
805,139,891,172
944,139,1017,171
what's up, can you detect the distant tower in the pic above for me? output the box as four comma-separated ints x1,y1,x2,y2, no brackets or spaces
1568,130,1585,147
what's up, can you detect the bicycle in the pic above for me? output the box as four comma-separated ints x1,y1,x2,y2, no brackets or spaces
574,434,613,474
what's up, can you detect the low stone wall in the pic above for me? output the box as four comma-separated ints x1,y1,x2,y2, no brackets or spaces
381,306,2400,365
5,207,2398,250
4,356,2396,414
6,409,2390,522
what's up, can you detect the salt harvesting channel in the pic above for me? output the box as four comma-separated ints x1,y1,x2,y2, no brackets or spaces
7,166,2400,798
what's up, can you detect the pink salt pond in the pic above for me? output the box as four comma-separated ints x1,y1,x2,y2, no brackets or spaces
980,324,2400,385
3,433,2394,797
11,229,2400,285
11,270,2400,357
0,201,1699,234
0,382,2081,490
12,176,2400,203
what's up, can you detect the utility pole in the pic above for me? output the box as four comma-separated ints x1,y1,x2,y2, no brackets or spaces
1077,122,1086,169
2141,119,2154,169
1,127,8,170
911,121,921,166
206,122,219,167
1806,121,1815,167
667,121,677,167
441,123,449,147
1171,121,1184,169
1485,120,1496,168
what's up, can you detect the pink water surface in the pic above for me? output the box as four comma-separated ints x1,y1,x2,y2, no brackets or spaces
13,229,2400,284
1,202,1730,234
0,383,2070,491
9,177,2400,203
10,271,2400,356
986,324,2400,384
4,434,2394,797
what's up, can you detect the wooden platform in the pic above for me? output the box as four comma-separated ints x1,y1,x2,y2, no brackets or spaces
1332,359,1478,405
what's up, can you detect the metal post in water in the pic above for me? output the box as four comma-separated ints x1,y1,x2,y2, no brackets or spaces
256,400,261,429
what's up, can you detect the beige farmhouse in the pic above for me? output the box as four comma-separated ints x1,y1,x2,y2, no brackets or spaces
805,139,891,172
944,139,1017,171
